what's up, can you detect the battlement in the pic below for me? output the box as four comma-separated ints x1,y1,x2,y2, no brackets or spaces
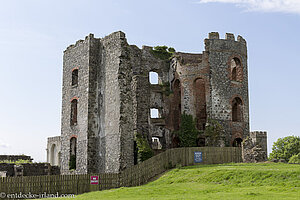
207,32,246,45
250,131,267,138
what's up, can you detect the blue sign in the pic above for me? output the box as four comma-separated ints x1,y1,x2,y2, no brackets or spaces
194,151,202,163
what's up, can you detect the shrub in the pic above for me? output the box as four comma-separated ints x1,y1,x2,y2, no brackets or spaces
269,135,300,162
288,153,300,164
0,159,32,165
150,46,175,60
136,132,154,162
175,114,199,147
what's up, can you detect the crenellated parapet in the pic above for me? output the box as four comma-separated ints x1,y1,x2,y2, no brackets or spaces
205,32,247,55
250,131,267,139
208,32,246,45
250,131,267,152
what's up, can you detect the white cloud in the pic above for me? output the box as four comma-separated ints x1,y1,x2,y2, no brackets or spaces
198,0,300,15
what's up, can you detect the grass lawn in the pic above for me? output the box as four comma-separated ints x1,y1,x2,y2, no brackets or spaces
55,163,300,200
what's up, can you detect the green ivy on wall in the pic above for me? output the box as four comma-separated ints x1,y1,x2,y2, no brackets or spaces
175,113,199,147
135,132,154,162
204,119,224,146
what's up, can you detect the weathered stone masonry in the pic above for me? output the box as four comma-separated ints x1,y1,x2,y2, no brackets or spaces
47,31,267,174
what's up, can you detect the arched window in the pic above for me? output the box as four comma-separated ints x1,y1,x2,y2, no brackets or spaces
232,67,237,81
232,97,243,122
69,137,77,170
173,79,181,130
70,99,78,125
231,58,242,82
72,69,78,86
149,71,159,84
50,144,57,166
233,138,242,147
193,78,206,130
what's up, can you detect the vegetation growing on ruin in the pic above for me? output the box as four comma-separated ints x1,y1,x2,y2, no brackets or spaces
204,119,225,146
150,46,175,60
0,159,32,165
64,163,300,200
135,132,154,162
175,114,199,147
269,135,300,162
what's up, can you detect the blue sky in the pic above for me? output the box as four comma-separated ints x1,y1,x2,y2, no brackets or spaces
0,0,299,162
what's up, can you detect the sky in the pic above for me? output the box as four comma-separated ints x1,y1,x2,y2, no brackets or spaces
0,0,299,162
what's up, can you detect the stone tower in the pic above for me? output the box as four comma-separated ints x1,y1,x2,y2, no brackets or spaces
47,31,264,175
203,32,250,146
59,32,135,174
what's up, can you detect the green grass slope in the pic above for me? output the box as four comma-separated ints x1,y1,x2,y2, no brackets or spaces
58,163,300,200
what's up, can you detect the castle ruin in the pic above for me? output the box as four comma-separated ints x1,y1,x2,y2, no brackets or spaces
47,31,267,174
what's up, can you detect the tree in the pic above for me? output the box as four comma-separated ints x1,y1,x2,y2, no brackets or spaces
269,136,300,162
135,132,154,162
288,153,300,164
175,113,199,147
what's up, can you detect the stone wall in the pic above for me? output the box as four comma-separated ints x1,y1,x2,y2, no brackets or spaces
59,32,137,174
46,136,61,166
0,163,14,176
60,35,94,174
0,163,60,177
242,131,268,162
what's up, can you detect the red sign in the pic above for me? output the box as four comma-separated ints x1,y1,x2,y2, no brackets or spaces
90,176,99,185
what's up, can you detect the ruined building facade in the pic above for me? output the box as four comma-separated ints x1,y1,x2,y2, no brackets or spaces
47,31,267,174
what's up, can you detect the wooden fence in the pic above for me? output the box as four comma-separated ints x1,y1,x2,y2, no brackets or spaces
0,147,241,197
